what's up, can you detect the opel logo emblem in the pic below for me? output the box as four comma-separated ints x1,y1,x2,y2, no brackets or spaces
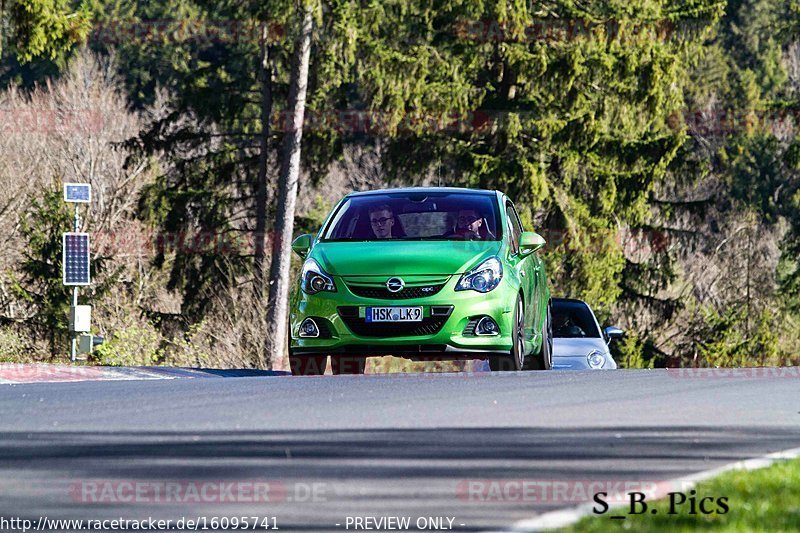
386,277,405,293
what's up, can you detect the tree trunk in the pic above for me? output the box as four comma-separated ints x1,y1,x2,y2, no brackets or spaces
263,6,313,368
0,0,5,58
254,24,273,295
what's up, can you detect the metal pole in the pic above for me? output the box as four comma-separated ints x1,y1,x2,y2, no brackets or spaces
70,286,78,362
69,204,81,362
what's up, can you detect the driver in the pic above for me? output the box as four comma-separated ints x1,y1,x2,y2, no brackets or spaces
446,208,488,240
553,313,586,337
369,204,396,239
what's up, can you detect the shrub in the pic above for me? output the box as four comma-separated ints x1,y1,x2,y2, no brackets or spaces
614,333,657,369
166,321,213,368
91,324,162,366
0,327,30,363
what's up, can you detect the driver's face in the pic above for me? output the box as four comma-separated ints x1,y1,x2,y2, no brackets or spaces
369,209,394,239
457,210,482,233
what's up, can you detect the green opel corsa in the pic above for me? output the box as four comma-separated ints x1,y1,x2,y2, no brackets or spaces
288,187,552,375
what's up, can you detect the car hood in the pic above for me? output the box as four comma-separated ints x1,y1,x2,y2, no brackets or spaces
312,240,502,276
552,337,609,358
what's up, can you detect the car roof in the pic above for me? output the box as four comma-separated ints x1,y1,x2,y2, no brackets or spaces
346,187,499,198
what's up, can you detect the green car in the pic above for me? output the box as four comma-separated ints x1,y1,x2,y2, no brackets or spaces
288,187,552,375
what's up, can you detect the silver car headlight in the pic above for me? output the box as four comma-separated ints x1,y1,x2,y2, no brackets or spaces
301,258,336,294
456,257,503,293
587,350,606,369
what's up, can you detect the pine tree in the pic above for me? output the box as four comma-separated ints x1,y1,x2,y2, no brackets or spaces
4,0,90,62
342,0,722,310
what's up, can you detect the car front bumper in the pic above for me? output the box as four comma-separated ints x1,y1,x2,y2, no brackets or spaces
289,274,516,359
551,355,618,370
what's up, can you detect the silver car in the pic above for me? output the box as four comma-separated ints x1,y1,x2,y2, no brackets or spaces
551,298,623,370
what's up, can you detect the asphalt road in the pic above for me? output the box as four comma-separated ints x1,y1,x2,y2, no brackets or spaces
0,368,799,531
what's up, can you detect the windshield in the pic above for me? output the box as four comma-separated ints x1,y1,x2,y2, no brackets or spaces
552,301,601,338
321,191,502,242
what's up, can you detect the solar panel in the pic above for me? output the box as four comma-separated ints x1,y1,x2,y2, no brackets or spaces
63,233,91,285
64,183,91,203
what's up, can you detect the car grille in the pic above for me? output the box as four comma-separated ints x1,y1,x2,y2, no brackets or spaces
347,283,445,300
337,306,452,337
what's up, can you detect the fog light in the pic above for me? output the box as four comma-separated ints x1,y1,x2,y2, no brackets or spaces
475,316,499,336
299,318,320,338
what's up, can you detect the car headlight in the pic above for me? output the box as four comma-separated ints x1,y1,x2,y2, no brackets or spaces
456,257,503,293
301,258,336,294
587,350,606,369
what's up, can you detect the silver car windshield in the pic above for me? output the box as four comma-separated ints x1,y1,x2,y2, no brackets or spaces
552,301,601,338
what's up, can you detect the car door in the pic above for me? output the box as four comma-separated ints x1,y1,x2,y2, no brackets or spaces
505,201,538,347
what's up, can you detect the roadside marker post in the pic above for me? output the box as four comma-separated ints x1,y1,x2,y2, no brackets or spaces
63,183,93,362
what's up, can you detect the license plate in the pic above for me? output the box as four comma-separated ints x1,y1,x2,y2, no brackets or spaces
366,306,423,322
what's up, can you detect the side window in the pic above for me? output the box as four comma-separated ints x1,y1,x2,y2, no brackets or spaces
505,203,522,254
510,203,525,232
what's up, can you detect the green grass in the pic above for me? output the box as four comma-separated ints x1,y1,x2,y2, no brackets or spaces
564,457,800,532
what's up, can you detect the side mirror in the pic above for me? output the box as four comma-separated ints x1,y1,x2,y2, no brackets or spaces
605,326,624,343
291,234,313,258
519,232,546,255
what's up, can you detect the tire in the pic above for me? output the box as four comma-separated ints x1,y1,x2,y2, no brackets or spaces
330,355,366,375
289,355,328,376
489,295,525,372
526,300,553,371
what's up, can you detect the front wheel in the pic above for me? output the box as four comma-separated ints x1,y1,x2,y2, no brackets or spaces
489,295,525,372
526,301,552,371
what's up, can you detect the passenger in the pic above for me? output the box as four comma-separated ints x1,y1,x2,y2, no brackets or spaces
369,204,396,239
